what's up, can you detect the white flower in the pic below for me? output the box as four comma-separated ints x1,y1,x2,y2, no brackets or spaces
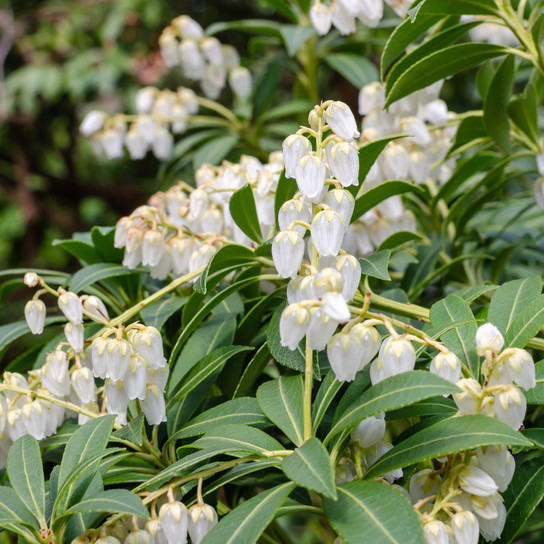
294,154,327,201
375,336,416,381
381,142,409,180
350,413,385,448
327,331,363,382
101,129,125,159
152,127,174,160
21,401,47,440
310,2,332,35
311,210,345,257
430,352,461,384
451,511,479,544
409,469,439,504
351,323,381,369
278,199,312,236
359,82,383,116
71,367,96,404
475,323,504,356
25,299,46,335
229,67,252,99
534,177,544,209
367,442,403,483
187,503,218,544
493,386,526,429
105,338,131,381
503,348,536,390
65,322,84,353
105,379,129,421
23,272,39,287
332,253,361,301
58,290,83,324
272,230,305,278
123,355,148,400
423,520,450,544
331,2,357,35
172,15,204,40
454,378,482,414
323,189,355,227
477,498,506,541
327,141,360,187
283,135,312,179
321,292,351,322
125,129,148,160
477,445,515,492
159,29,179,67
355,0,383,27
142,230,165,267
158,501,188,544
201,37,223,66
141,384,167,425
280,304,311,350
323,101,360,141
81,295,109,324
80,110,107,136
307,308,339,351
135,87,157,114
130,327,167,369
459,465,499,496
42,351,71,397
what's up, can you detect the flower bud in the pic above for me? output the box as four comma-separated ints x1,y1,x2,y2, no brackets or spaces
493,386,526,429
423,520,450,544
282,135,312,179
187,503,218,544
159,500,188,544
503,348,536,390
135,87,157,114
124,355,148,401
311,210,345,257
25,299,46,335
65,322,84,353
307,308,338,351
321,292,351,322
331,2,356,35
409,469,439,503
323,189,355,227
229,67,252,99
475,323,504,356
272,230,305,278
201,36,223,66
152,127,174,160
71,367,96,404
124,529,156,544
81,295,110,324
159,29,179,67
454,378,482,415
23,272,39,287
477,498,506,541
80,110,107,136
278,199,312,236
294,154,327,201
141,384,167,426
172,15,204,40
323,101,360,141
142,230,165,267
459,465,498,496
350,323,381,369
42,351,71,397
429,352,461,384
477,445,515,492
58,290,83,324
125,129,148,160
327,331,363,382
280,303,311,350
21,401,47,440
310,2,332,35
350,413,385,448
131,327,167,369
451,511,479,544
105,338,132,381
328,141,359,187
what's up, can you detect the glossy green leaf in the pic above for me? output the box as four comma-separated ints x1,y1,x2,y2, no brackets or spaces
385,43,506,107
359,250,391,281
0,486,38,527
352,181,424,222
312,370,343,429
323,481,425,544
282,438,336,499
430,294,480,378
483,55,514,151
326,371,458,442
52,239,101,264
324,53,378,89
365,415,532,479
229,184,263,243
414,0,498,16
378,231,423,252
257,375,305,446
453,283,498,303
112,414,145,447
279,24,315,56
193,134,239,170
140,296,187,330
0,316,65,355
69,263,142,293
63,489,149,520
508,83,539,145
234,343,273,398
201,482,295,544
505,294,544,348
7,435,45,522
91,226,123,263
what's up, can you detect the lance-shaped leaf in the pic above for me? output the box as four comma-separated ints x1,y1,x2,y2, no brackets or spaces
323,481,425,544
413,0,498,16
69,263,143,292
0,486,39,528
257,375,305,446
365,415,532,479
229,184,263,243
327,371,458,443
504,295,544,349
62,489,149,520
281,438,336,499
359,250,391,281
7,435,45,524
201,482,295,544
312,370,343,429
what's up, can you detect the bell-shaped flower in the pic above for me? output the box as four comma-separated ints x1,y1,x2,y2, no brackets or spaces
158,500,188,544
21,401,47,440
356,0,383,27
331,2,356,35
179,39,204,79
58,290,83,324
454,378,482,415
131,326,167,369
351,323,381,369
350,413,385,448
311,210,345,257
283,135,312,179
280,303,311,350
173,15,204,40
91,336,109,379
148,362,169,393
503,348,536,390
475,323,504,356
159,29,179,67
452,511,479,544
409,469,439,504
324,101,360,141
476,498,506,541
41,351,71,397
367,442,403,483
71,367,96,404
459,464,499,496
229,67,252,99
493,386,526,429
114,217,132,249
101,129,125,159
201,36,223,66
328,142,359,187
294,154,327,201
333,253,361,301
123,355,148,400
409,150,431,185
430,351,461,384
105,338,131,381
145,519,168,544
381,143,409,180
313,267,343,299
169,236,193,275
25,299,46,335
6,408,25,442
135,87,156,114
381,336,416,374
470,493,499,520
321,292,351,322
310,2,332,35
124,529,156,544
323,189,355,227
125,129,148,159
359,82,383,116
477,445,515,492
152,127,174,160
150,248,172,280
278,199,312,236
80,110,107,136
400,116,431,146
423,520,450,544
327,331,363,382
307,308,339,351
189,243,216,273
105,379,129,416
272,230,305,278
81,295,110,324
141,384,167,426
65,322,84,353
187,503,218,544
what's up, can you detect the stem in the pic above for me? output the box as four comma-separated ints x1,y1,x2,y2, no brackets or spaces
304,338,313,442
195,96,243,129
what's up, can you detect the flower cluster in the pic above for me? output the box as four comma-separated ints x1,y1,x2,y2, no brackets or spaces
310,0,411,36
80,86,199,160
159,15,252,100
454,323,535,430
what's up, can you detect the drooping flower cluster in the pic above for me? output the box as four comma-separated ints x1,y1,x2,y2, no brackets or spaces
159,15,252,100
80,86,199,160
454,322,535,430
310,0,412,36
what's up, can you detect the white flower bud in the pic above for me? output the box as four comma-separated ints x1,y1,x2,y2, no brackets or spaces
459,465,499,496
65,322,84,353
327,331,363,382
476,445,515,492
141,384,167,425
371,337,415,384
159,29,180,67
105,379,129,421
135,86,157,114
172,15,204,40
101,129,125,159
280,303,311,350
278,199,312,236
201,36,223,66
310,2,332,35
221,44,240,70
283,135,312,179
430,352,461,384
327,141,359,187
311,210,345,257
454,378,482,414
125,129,148,159
131,327,167,369
158,500,188,544
452,511,479,544
350,323,381,369
145,519,168,544
294,154,327,201
142,230,165,267
58,290,83,324
323,101,360,141
477,498,506,541
503,348,536,390
124,529,155,544
152,127,174,160
423,520,450,544
25,299,46,335
190,188,209,219
21,401,47,440
42,351,71,397
331,2,357,35
80,110,107,136
23,272,39,287
229,67,252,99
409,468,440,504
475,323,504,356
307,308,338,351
493,386,526,429
81,295,109,324
272,230,305,278
350,413,385,448
134,115,156,144
331,254,361,301
105,338,131,381
71,367,96,404
187,503,218,544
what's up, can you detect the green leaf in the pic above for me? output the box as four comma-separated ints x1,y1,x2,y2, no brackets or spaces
378,231,423,252
112,414,145,447
253,53,285,119
0,486,38,527
167,345,253,411
0,317,65,357
257,376,305,446
229,184,263,243
312,370,343,429
52,239,101,264
488,276,543,337
201,482,295,544
169,398,269,441
279,24,315,56
508,83,539,145
274,171,298,229
448,114,488,156
323,53,378,89
63,489,149,520
364,415,532,479
140,296,187,330
192,424,283,456
385,43,507,107
429,294,480,378
281,438,336,499
453,283,498,304
525,360,544,405
69,263,142,293
326,371,458,442
261,100,315,122
505,294,544,348
91,226,123,263
323,481,425,544
259,0,298,22
7,435,45,522
234,343,273,398
483,55,514,151
414,0,498,16
352,181,424,222
359,250,391,281
193,134,239,170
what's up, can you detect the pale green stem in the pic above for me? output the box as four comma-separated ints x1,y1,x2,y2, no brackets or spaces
304,339,313,442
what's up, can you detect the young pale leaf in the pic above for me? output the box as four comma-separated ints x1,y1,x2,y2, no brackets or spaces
429,294,480,378
257,375,305,446
323,481,425,544
488,276,543,337
281,438,336,499
229,184,263,244
385,43,507,108
323,53,378,89
69,263,142,293
352,181,424,222
327,371,458,442
359,250,391,281
201,482,295,544
191,423,283,456
364,415,532,479
500,456,544,544
483,55,514,151
7,435,45,523
63,489,149,520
